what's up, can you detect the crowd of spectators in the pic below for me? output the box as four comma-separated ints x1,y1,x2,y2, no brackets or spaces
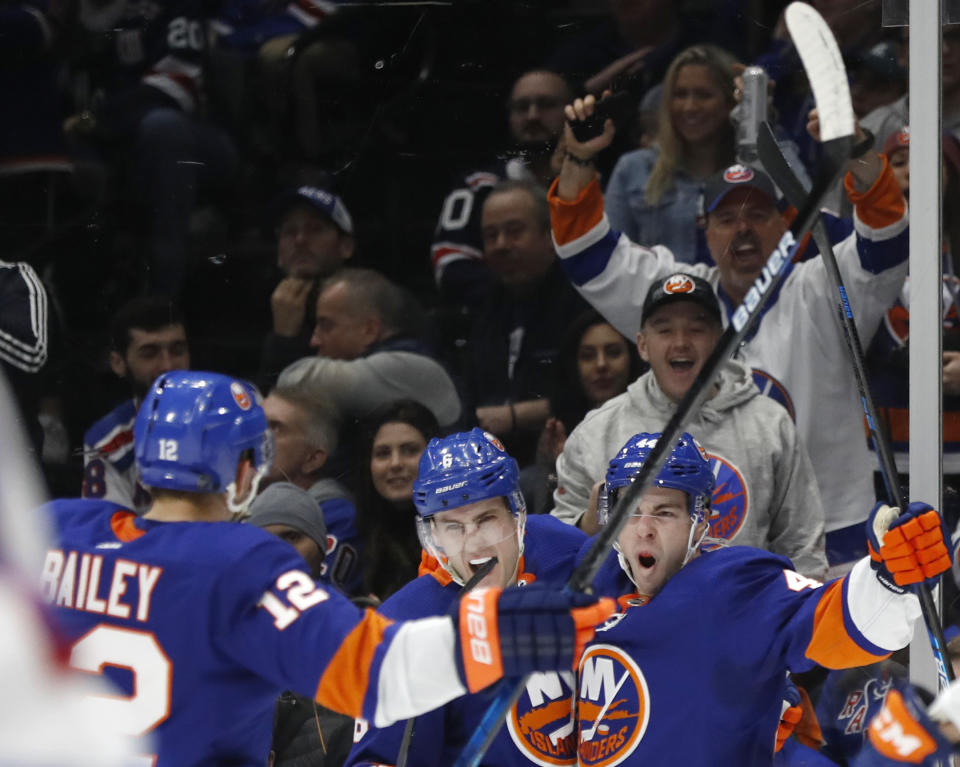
6,0,960,764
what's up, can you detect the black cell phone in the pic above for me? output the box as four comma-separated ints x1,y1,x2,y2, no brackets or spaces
568,91,634,143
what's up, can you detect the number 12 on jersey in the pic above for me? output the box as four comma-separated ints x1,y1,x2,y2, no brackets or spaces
258,570,330,630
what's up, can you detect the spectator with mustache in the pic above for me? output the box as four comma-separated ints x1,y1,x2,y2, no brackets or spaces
551,96,908,575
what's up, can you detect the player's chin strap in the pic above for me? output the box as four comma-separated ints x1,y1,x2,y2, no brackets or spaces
226,463,269,521
612,509,712,589
682,517,710,566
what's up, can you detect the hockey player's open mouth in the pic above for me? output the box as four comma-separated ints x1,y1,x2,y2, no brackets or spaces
669,358,694,372
637,554,656,569
468,556,495,576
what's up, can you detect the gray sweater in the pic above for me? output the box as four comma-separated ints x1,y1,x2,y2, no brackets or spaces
552,358,827,579
278,351,462,428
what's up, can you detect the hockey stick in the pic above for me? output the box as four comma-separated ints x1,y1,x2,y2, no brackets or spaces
757,122,955,690
450,8,855,766
395,556,499,767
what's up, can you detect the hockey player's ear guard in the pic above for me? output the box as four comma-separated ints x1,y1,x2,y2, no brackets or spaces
598,431,714,527
413,428,526,584
134,371,274,512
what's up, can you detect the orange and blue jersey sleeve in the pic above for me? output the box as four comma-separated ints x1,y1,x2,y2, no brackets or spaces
547,175,713,340
843,155,909,275
742,555,921,672
214,537,467,727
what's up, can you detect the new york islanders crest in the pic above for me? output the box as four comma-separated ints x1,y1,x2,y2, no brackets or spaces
705,453,749,543
576,645,650,767
506,671,578,765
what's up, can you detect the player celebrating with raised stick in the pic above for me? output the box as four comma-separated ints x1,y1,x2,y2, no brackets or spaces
574,431,951,766
38,370,614,766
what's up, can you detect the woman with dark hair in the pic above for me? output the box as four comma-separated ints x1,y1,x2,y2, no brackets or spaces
521,309,644,514
353,399,440,601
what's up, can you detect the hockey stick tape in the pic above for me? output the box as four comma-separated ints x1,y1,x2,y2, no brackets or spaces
785,2,855,142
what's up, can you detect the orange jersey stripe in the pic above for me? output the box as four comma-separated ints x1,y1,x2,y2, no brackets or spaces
110,511,146,542
869,407,960,443
314,609,393,717
844,155,906,230
806,580,891,668
548,176,605,247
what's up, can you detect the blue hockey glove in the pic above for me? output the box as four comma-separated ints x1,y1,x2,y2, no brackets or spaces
866,502,951,594
454,584,615,693
853,682,957,767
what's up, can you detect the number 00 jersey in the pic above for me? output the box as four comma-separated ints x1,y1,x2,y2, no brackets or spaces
40,499,467,766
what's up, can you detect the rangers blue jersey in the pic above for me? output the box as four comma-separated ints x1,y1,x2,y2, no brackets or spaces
815,661,908,765
40,499,469,766
82,399,152,514
577,546,920,766
348,515,586,766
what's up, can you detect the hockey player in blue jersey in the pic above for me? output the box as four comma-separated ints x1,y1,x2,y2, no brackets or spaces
843,677,960,766
348,427,590,766
574,431,951,766
40,370,616,766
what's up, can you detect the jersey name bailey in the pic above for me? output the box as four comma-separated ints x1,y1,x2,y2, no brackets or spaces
40,550,162,623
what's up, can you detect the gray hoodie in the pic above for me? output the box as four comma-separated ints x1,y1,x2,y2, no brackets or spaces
552,358,827,579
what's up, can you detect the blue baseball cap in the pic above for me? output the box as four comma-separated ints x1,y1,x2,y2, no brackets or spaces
702,164,778,213
274,185,354,234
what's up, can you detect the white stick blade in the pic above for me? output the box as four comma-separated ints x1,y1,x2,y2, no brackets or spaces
785,1,855,142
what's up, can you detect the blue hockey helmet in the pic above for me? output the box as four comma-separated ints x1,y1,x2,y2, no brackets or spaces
134,371,273,509
413,428,526,585
599,431,714,526
413,428,526,518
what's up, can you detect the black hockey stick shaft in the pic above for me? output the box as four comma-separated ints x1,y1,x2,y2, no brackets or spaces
395,556,499,767
757,122,954,688
451,134,855,767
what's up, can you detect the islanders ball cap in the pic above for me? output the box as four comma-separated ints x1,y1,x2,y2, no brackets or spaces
641,273,722,326
702,164,778,213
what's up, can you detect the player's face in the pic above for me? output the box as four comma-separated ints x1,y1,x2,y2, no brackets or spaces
276,206,354,279
507,72,569,144
430,499,520,589
617,486,699,596
705,187,788,305
370,422,428,505
577,323,632,406
481,189,555,290
670,64,730,146
261,523,326,577
309,281,378,360
263,394,324,487
114,325,190,399
637,302,721,403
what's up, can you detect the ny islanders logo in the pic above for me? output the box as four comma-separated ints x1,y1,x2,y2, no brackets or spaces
705,453,749,542
751,368,796,420
576,645,650,767
507,671,577,765
230,381,252,410
662,274,695,294
724,164,755,183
